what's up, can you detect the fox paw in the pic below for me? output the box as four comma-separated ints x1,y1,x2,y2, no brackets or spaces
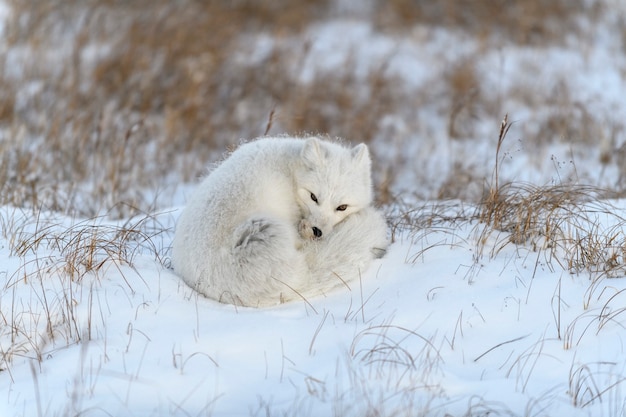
235,219,275,249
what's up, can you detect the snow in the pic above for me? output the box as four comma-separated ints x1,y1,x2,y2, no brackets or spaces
2,200,626,416
3,1,626,416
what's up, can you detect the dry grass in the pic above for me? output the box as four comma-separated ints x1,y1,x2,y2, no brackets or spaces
0,208,168,370
0,0,608,217
0,0,334,217
374,0,596,44
445,56,485,140
390,116,626,284
475,117,626,277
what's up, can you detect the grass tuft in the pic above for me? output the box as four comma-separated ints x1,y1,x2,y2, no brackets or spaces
0,210,169,369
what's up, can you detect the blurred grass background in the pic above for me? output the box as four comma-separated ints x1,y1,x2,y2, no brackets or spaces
0,0,605,217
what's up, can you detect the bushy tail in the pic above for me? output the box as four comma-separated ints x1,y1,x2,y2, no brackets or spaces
226,208,387,306
300,207,389,297
230,217,309,306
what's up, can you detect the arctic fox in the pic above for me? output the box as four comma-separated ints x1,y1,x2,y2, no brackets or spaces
171,136,388,307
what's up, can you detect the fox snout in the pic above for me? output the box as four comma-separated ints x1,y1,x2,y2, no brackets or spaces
299,219,325,240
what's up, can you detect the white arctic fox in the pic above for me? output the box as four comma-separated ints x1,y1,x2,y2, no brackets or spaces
171,136,388,307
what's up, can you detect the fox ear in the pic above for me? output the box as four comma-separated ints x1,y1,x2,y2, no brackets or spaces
302,137,324,166
351,143,371,168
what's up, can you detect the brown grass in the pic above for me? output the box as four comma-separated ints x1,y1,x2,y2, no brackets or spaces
374,0,596,44
0,208,168,369
0,0,609,218
476,120,626,279
391,116,626,282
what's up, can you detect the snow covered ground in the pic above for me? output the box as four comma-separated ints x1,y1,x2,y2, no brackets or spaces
3,199,626,416
3,0,626,416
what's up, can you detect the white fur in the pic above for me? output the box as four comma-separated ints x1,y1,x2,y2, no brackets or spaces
171,136,388,307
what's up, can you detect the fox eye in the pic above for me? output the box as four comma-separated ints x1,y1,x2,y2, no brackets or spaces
336,204,347,211
310,193,318,203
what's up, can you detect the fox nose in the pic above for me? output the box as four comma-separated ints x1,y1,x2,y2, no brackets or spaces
312,227,322,238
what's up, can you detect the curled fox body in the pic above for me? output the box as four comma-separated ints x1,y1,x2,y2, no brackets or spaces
172,137,388,307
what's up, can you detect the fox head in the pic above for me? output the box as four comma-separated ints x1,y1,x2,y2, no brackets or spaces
295,137,373,239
